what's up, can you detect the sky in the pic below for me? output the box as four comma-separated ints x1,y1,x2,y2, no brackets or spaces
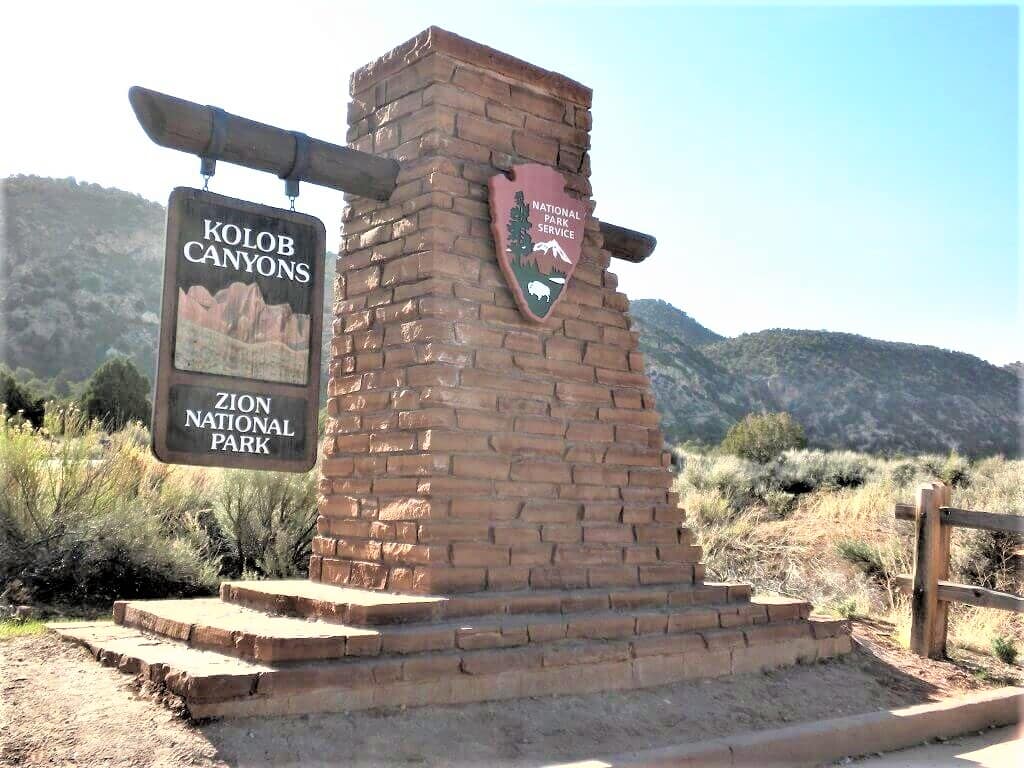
1,1,1018,364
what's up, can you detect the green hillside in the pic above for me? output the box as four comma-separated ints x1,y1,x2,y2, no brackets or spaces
2,176,165,384
1,175,335,396
631,300,1020,456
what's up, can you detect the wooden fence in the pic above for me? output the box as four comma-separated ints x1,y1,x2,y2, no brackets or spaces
892,482,1023,659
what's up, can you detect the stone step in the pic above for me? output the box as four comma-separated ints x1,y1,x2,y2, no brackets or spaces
115,598,380,663
218,580,446,625
52,616,852,718
219,578,766,626
115,591,813,664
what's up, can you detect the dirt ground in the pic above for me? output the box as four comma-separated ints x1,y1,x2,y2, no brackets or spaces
1,619,1019,768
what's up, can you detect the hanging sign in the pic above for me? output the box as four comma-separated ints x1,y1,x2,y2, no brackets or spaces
151,188,325,472
488,164,587,323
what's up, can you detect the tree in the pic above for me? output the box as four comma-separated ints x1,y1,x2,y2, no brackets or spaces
507,190,534,262
721,412,807,463
0,370,45,428
80,357,151,430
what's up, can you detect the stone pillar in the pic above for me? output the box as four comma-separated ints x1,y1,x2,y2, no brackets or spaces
312,27,699,595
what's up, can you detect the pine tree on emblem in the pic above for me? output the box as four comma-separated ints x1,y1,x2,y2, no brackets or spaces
507,191,533,263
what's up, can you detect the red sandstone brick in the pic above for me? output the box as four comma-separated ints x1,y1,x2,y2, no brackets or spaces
452,543,510,567
452,454,509,480
631,633,707,658
529,566,588,589
378,497,434,520
492,526,541,546
490,433,564,456
566,615,635,640
521,501,580,523
448,498,519,520
486,567,530,590
541,524,581,543
641,564,694,585
510,460,570,483
566,422,614,442
513,130,558,164
587,565,639,588
461,647,541,675
509,544,555,566
555,381,611,404
401,654,462,680
412,565,487,593
335,537,383,561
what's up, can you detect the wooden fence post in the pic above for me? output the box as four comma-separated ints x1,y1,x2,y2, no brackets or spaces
910,483,937,657
930,483,952,658
910,482,951,658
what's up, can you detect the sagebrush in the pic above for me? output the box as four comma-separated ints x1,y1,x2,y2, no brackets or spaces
0,410,318,608
674,448,1023,660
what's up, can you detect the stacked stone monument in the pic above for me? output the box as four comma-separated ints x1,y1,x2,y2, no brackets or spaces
55,27,850,718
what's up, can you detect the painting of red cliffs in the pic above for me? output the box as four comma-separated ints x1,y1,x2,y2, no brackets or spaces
174,281,310,384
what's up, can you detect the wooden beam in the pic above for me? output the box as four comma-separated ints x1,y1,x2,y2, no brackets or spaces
896,575,1024,614
894,503,915,521
940,507,1024,535
128,86,400,201
600,222,657,263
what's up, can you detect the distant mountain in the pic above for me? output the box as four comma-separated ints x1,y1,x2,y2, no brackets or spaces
630,300,724,348
1,175,165,384
1,175,334,397
630,300,1021,457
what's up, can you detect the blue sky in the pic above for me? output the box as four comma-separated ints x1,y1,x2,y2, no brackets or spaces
2,2,1018,363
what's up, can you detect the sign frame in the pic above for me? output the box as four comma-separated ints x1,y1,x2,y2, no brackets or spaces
151,187,326,473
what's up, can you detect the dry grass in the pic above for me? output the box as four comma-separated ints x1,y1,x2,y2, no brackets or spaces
674,449,1023,662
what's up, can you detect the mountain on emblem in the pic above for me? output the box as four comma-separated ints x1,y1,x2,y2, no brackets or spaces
488,164,587,323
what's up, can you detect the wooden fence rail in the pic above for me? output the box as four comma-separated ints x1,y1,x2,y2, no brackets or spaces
893,482,1023,659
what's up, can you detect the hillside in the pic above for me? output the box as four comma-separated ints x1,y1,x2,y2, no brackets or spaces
1,176,165,384
631,300,1021,456
1,176,334,395
3,176,1017,457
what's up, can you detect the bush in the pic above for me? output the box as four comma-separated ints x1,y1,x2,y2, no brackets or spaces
721,412,806,463
0,370,44,429
835,539,888,581
215,470,318,579
0,416,218,606
80,357,150,430
991,635,1018,665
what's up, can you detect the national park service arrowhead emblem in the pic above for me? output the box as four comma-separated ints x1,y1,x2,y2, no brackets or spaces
489,164,586,323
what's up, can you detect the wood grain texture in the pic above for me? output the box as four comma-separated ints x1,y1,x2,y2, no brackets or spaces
129,86,400,201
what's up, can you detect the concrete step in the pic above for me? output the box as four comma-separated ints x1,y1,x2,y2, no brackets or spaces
114,591,813,664
52,615,852,718
219,578,767,626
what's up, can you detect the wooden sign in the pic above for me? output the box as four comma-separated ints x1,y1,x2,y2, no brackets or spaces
151,188,325,472
488,164,586,323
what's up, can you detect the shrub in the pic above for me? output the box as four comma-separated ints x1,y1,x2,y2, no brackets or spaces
215,469,318,578
991,635,1018,665
835,539,887,581
0,371,44,429
721,412,806,464
0,416,218,606
940,451,972,488
80,357,150,430
775,450,877,493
